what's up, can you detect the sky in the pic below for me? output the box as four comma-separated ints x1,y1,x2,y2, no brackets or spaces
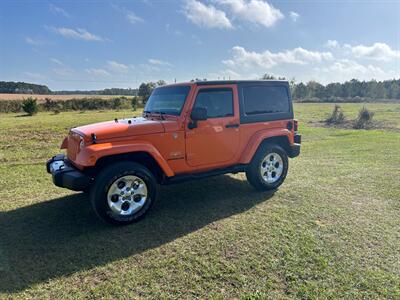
0,0,399,91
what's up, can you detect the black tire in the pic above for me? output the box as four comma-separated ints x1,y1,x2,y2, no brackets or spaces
246,144,288,191
89,161,157,225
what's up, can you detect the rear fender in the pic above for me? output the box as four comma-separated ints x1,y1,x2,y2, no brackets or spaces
239,128,292,164
74,141,174,177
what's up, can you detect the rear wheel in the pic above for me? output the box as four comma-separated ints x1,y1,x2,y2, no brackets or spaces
246,144,288,191
90,161,157,225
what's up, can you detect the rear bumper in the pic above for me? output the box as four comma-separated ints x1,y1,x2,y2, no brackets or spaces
46,154,91,191
288,134,301,158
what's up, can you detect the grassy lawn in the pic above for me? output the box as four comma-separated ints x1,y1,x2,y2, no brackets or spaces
0,103,399,299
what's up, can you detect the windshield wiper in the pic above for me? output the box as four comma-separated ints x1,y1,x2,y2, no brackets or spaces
143,110,166,120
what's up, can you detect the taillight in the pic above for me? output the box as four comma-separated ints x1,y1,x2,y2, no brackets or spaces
294,120,298,132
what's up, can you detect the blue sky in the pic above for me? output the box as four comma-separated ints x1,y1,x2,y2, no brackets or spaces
0,0,399,90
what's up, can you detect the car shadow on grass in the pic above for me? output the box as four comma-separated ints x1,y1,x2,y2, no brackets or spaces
0,175,275,293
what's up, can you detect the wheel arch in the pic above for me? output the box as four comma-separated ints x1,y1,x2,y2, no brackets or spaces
239,129,292,164
88,151,167,183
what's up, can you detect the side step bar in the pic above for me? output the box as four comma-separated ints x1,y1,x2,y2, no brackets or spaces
162,164,248,185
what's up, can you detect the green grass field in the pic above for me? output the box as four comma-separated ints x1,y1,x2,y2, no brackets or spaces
1,103,399,299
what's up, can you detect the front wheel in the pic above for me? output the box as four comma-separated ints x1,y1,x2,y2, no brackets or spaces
90,161,157,225
246,144,288,191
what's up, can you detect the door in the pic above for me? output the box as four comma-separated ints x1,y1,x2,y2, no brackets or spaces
185,85,240,167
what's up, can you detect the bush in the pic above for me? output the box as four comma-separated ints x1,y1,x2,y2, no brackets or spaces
353,106,375,129
0,96,141,113
112,97,123,110
326,105,345,124
0,100,22,113
43,98,58,111
131,97,138,111
22,97,38,116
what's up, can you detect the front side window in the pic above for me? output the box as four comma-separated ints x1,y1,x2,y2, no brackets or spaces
243,85,289,115
194,88,233,118
145,85,191,116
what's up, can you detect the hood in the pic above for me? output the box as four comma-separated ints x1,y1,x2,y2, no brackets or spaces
73,117,164,141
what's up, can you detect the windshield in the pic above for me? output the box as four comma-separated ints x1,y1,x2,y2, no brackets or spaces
144,85,191,116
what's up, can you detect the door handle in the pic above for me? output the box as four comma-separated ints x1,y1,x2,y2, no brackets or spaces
225,123,239,128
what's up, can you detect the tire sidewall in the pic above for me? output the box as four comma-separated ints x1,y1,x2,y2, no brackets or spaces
90,162,157,225
250,144,289,190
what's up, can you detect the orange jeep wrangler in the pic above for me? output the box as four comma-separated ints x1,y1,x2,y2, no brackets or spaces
47,80,301,225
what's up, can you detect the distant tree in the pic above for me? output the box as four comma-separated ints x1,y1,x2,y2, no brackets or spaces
325,83,342,98
138,82,157,104
292,82,307,99
157,80,167,86
387,80,400,99
306,81,325,98
261,74,276,80
289,77,296,94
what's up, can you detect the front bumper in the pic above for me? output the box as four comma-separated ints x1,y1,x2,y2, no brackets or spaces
288,134,301,158
46,154,91,191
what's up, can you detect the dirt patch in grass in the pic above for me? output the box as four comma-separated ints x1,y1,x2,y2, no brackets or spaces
308,119,399,132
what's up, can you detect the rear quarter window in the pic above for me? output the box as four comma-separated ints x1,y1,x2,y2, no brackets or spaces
238,83,293,123
243,85,290,115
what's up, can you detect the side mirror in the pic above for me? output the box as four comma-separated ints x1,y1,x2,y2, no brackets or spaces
188,107,207,129
190,107,207,121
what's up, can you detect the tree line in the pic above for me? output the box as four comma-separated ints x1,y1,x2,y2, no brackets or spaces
0,81,51,94
1,78,400,101
53,88,139,96
259,74,400,101
291,79,400,101
0,81,138,96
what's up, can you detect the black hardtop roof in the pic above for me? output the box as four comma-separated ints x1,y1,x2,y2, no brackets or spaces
159,80,289,89
195,79,288,86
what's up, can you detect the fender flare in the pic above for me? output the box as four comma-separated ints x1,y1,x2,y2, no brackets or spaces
75,141,175,177
239,128,292,164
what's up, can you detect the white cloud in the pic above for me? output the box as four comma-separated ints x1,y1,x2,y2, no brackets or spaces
49,4,70,18
183,0,233,29
126,11,143,24
324,40,339,49
166,23,182,36
148,59,172,66
139,64,161,73
223,46,333,69
53,67,74,76
316,59,396,83
25,37,43,46
289,11,299,22
48,26,105,41
324,41,399,61
111,4,143,24
107,60,130,73
350,42,400,61
216,0,284,28
50,58,63,65
85,68,110,76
